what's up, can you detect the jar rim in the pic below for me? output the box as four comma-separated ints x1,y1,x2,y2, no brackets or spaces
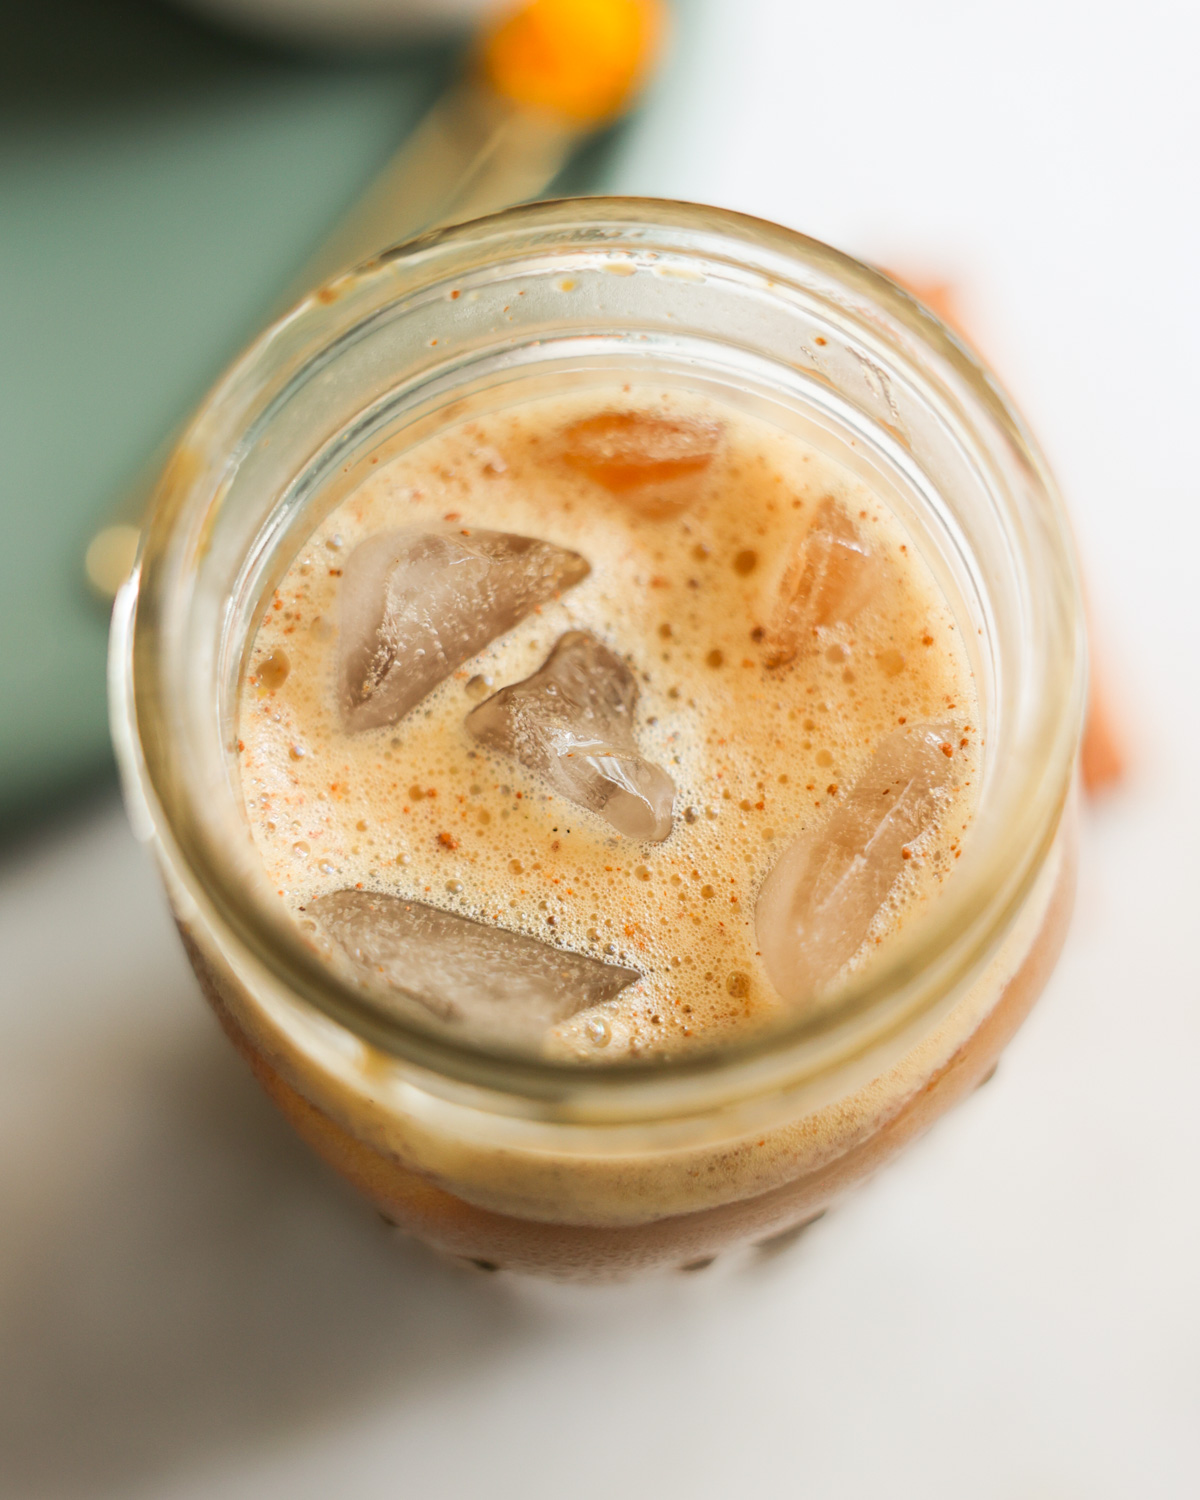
116,195,1086,1117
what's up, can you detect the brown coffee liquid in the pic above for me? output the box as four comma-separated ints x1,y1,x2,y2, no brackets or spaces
237,387,979,1060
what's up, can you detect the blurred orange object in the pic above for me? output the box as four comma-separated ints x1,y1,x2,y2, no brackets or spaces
897,277,962,336
1078,633,1126,793
482,0,666,125
888,271,1126,797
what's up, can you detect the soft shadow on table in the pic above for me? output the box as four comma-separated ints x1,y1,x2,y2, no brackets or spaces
0,805,535,1500
0,1001,532,1500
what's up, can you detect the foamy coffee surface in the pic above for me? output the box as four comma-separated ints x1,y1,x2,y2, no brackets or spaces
237,388,979,1060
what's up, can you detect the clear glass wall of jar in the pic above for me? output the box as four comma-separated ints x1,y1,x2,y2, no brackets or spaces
110,199,1086,1279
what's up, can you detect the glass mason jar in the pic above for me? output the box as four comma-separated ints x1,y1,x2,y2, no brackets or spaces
110,198,1085,1280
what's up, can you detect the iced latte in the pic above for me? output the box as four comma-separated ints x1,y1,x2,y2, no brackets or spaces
113,201,1085,1278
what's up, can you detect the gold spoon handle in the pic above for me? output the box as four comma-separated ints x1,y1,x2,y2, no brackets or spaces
294,85,579,298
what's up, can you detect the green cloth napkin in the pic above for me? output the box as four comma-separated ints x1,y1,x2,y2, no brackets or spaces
0,1,465,834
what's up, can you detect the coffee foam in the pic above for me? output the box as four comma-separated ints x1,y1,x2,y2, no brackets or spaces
237,387,979,1060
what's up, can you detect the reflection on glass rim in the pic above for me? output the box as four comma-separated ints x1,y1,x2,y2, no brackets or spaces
118,197,1086,1111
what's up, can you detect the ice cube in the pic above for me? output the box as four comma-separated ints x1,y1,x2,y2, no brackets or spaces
558,410,722,518
466,630,676,841
308,890,640,1051
755,723,958,1005
765,498,882,666
339,529,590,732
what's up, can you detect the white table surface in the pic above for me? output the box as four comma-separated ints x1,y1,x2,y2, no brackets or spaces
2,2,1198,1495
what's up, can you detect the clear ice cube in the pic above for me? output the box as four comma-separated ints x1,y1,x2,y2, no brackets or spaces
339,529,590,732
765,498,882,666
755,723,958,1005
466,630,676,841
308,890,640,1051
558,410,723,518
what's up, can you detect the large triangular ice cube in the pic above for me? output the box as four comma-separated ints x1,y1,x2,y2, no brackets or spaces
308,890,640,1051
338,529,589,732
